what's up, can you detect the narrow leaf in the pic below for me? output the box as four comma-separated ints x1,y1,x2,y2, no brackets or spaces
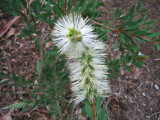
146,32,160,38
98,108,105,120
85,100,94,120
136,1,142,11
156,43,160,50
114,39,119,49
95,97,104,114
78,3,87,13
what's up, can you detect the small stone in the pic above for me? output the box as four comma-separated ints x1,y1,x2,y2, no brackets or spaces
142,103,146,106
142,92,146,96
16,41,21,45
154,84,159,90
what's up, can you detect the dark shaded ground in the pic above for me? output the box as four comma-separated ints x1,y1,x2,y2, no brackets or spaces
0,0,160,120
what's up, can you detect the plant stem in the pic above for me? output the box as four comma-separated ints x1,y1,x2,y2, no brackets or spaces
56,100,62,120
92,100,97,120
91,20,119,32
38,32,44,82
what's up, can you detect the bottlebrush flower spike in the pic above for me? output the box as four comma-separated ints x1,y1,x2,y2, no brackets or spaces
68,41,111,104
52,13,97,58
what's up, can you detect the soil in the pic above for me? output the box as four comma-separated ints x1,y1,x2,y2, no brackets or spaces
0,0,160,120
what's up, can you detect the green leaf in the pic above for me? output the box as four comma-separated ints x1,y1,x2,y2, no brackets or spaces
123,34,131,42
95,97,104,114
31,14,36,23
35,37,40,48
139,8,148,13
0,80,11,85
23,103,29,112
136,1,142,11
146,32,160,38
122,5,135,21
105,21,109,26
133,31,149,36
92,0,98,11
36,60,40,75
53,7,63,15
12,73,20,81
88,0,95,8
124,65,131,72
3,102,27,109
114,39,119,49
52,103,61,112
59,0,65,8
30,1,40,14
67,0,73,10
129,44,140,50
72,3,81,12
78,3,87,13
135,36,146,43
45,3,52,11
128,17,146,28
104,112,109,120
85,100,94,120
115,8,123,18
21,0,27,8
38,13,51,22
98,108,106,120
45,50,58,55
119,53,124,64
156,43,160,50
48,0,58,6
29,102,37,112
119,33,125,43
144,20,155,26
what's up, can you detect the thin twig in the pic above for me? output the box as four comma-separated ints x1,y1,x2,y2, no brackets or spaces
38,27,44,82
0,16,21,37
65,0,68,11
36,109,50,114
146,111,160,119
3,53,12,77
3,52,16,98
91,21,119,32
154,58,160,61
104,97,112,109
71,104,76,120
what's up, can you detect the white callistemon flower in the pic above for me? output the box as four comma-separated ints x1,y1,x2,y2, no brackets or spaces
52,13,98,58
68,41,111,104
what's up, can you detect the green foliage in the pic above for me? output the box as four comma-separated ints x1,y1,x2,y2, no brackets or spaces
83,98,109,120
98,108,109,120
2,102,26,109
0,46,69,117
105,1,160,78
85,100,94,120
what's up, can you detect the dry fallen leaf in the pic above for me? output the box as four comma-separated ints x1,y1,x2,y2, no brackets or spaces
1,112,12,120
6,27,16,39
132,66,142,79
38,113,48,120
8,45,12,51
45,42,54,49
